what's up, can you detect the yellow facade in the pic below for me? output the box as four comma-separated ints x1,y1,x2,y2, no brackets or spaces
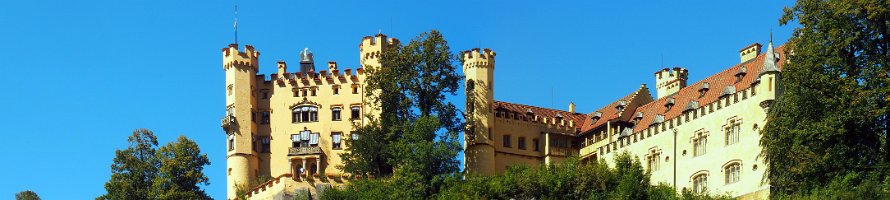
222,34,398,200
464,40,784,199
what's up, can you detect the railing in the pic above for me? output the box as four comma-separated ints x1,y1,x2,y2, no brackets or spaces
548,147,577,157
579,145,597,158
288,146,323,156
221,115,236,131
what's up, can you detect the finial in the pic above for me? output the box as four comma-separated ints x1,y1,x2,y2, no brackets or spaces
770,29,773,43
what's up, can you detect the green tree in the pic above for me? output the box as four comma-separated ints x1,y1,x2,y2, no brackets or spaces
153,136,212,200
15,190,40,200
99,129,159,200
339,30,463,197
98,129,212,200
762,0,890,195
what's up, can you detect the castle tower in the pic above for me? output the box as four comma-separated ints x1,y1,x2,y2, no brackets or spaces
654,67,688,99
221,44,260,199
359,34,400,70
757,39,782,111
462,48,496,176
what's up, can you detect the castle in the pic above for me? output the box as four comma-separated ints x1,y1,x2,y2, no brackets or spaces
221,34,398,199
463,40,783,200
224,33,782,199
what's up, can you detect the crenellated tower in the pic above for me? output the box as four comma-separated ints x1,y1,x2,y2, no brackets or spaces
358,34,400,70
654,67,688,99
221,44,260,199
462,48,496,176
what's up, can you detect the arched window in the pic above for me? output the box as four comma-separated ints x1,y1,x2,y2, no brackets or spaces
292,106,319,123
724,162,741,184
693,173,708,193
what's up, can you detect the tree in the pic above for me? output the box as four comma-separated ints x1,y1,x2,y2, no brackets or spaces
762,0,890,195
99,129,159,200
153,136,212,200
15,190,40,200
98,129,211,200
339,30,463,197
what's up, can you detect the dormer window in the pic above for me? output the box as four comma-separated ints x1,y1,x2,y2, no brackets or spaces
633,111,644,123
722,86,737,98
665,98,675,110
735,66,747,83
590,111,603,122
616,100,628,110
699,82,710,98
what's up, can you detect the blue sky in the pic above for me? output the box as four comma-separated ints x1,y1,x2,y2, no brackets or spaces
0,0,795,199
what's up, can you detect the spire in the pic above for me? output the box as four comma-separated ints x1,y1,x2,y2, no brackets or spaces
760,35,780,75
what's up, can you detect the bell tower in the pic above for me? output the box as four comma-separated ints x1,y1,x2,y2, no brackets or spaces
222,44,260,199
462,48,496,176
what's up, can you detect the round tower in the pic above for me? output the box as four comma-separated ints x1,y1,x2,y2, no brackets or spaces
358,33,400,70
221,44,260,199
462,48,496,176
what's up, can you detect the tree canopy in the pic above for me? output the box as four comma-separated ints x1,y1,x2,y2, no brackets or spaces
98,129,211,200
15,190,40,200
762,0,890,197
338,30,464,198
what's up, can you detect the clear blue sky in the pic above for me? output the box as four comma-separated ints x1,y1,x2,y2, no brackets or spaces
0,1,796,199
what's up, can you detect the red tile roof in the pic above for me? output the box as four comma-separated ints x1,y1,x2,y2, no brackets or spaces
494,101,586,134
631,44,786,132
579,86,653,132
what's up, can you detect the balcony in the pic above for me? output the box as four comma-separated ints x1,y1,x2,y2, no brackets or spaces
548,147,577,157
221,115,236,131
289,146,323,156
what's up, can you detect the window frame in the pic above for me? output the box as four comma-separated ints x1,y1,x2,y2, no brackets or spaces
503,135,512,148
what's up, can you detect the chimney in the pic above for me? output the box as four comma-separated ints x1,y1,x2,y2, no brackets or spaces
568,102,576,113
739,43,762,63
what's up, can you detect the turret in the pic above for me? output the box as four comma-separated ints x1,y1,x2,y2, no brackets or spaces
359,34,400,70
462,48,496,176
654,67,688,99
222,44,260,199
756,39,782,111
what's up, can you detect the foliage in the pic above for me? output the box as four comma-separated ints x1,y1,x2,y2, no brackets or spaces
339,30,463,197
762,0,890,196
325,152,731,200
98,129,212,200
15,190,40,200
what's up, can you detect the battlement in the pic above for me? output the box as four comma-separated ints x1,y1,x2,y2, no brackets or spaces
654,67,688,98
462,48,496,69
222,44,260,71
359,34,400,49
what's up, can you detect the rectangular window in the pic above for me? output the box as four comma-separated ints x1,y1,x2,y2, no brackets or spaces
503,135,511,148
648,153,660,171
251,111,256,122
261,111,270,124
292,134,301,147
533,138,540,151
351,106,361,120
332,107,342,121
311,88,317,96
352,86,359,94
293,89,300,97
694,135,708,156
518,137,526,150
302,89,308,97
332,132,342,149
309,132,320,147
726,123,741,145
261,137,270,153
228,134,235,151
333,87,339,95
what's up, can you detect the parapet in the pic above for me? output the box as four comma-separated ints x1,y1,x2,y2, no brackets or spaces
222,44,260,71
462,48,496,69
359,34,400,50
654,67,688,81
